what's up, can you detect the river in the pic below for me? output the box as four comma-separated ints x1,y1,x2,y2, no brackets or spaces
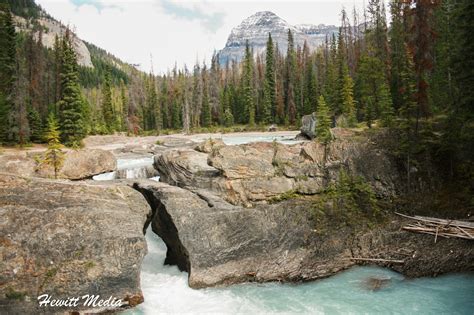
93,133,473,314
125,230,473,315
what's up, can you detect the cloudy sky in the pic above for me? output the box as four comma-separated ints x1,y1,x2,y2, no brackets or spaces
36,0,369,73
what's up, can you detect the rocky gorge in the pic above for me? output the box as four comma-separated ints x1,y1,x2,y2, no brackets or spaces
0,130,472,314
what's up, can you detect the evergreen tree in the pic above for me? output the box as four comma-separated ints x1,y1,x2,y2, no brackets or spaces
284,30,297,124
28,106,42,143
201,70,211,127
42,113,64,179
57,30,86,146
243,40,255,126
303,56,318,116
101,67,114,132
389,0,408,112
263,33,275,124
0,4,16,144
315,95,332,145
356,55,392,127
340,64,357,127
120,80,128,131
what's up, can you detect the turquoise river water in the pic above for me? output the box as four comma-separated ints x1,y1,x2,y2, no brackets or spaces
125,229,474,315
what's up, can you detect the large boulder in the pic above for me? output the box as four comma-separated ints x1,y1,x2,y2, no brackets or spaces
0,174,150,314
299,112,317,139
133,181,474,289
35,149,117,180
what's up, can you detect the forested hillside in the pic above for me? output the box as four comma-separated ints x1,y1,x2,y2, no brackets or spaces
0,0,472,185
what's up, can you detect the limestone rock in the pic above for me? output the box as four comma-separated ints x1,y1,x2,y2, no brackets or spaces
133,181,474,289
0,174,151,314
208,142,275,179
194,138,225,153
35,149,117,180
299,112,317,139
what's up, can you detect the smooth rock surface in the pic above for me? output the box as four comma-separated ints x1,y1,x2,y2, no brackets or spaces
133,180,474,289
0,174,150,314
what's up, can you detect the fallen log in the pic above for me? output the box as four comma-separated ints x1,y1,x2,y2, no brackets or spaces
396,212,474,241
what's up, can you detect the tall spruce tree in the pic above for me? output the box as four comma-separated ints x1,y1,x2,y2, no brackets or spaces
284,29,297,124
101,67,114,132
243,40,255,126
0,4,16,144
315,95,332,145
201,66,211,127
57,30,86,146
263,33,275,124
340,64,357,127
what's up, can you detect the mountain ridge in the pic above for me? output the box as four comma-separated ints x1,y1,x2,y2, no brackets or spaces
218,11,338,64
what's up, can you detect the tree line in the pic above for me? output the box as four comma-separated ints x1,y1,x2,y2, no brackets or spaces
0,0,472,178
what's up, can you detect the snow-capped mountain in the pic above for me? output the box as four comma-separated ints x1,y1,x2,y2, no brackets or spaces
218,11,338,64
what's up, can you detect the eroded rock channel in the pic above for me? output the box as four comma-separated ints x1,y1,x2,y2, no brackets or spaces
1,130,472,314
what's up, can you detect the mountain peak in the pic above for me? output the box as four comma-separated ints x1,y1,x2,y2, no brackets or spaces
219,12,338,64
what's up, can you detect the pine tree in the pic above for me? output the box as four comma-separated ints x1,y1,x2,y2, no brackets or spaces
263,33,275,124
356,54,392,127
57,30,86,146
284,30,297,124
201,70,211,127
120,80,128,131
315,95,332,145
243,40,255,126
102,67,114,132
389,0,408,112
340,64,357,127
303,56,317,116
0,4,16,144
28,106,42,143
42,113,64,179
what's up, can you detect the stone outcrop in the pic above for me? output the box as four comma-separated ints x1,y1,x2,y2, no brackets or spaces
0,174,151,314
299,112,317,139
194,138,225,154
154,129,402,206
133,180,474,289
154,149,220,188
0,149,116,180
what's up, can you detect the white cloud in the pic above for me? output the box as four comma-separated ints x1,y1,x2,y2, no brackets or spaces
36,0,373,74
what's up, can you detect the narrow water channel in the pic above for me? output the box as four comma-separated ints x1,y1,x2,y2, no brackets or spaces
125,229,474,314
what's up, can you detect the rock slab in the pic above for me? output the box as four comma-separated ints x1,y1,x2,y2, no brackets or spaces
0,174,150,314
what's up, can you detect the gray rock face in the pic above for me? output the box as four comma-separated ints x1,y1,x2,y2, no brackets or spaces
299,112,317,139
14,16,93,68
154,129,402,206
133,180,474,289
0,174,151,314
218,11,338,64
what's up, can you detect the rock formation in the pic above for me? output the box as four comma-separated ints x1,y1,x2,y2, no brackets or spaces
0,174,151,314
0,149,116,180
133,180,474,289
154,129,401,206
